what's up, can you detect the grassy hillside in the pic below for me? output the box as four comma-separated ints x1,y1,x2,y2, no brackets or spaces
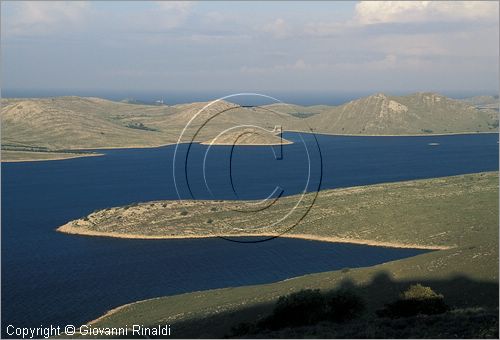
68,172,498,338
1,97,178,151
59,172,498,251
0,97,295,160
201,127,292,145
2,93,497,161
306,93,498,135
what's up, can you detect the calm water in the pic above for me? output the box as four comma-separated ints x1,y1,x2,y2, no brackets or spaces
1,133,498,332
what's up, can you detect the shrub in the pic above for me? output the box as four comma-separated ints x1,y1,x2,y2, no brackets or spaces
206,219,213,224
377,284,448,318
229,322,256,337
325,290,365,322
401,284,442,300
260,289,326,329
259,289,365,330
180,210,188,216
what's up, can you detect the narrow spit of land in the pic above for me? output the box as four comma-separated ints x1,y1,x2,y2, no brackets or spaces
1,150,103,162
58,172,497,251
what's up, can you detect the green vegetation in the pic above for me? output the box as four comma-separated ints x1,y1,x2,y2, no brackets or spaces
377,284,448,318
231,288,364,336
125,122,159,132
231,285,450,337
287,111,319,118
264,289,329,329
61,172,498,338
229,307,498,338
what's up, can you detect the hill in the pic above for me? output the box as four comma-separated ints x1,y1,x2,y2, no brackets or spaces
460,95,499,112
63,172,499,338
2,93,498,161
305,92,498,135
1,96,178,151
201,127,292,145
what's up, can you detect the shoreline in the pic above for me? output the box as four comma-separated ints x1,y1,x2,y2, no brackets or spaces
1,152,104,163
200,140,294,146
3,130,497,162
286,129,498,138
57,224,449,250
85,242,450,326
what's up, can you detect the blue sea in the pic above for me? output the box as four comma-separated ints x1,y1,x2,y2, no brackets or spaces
1,132,498,333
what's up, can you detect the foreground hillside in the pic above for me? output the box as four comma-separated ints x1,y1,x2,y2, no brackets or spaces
2,93,498,161
65,172,498,338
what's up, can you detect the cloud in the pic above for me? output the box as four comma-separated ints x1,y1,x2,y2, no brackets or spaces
304,21,350,37
2,2,497,94
260,18,290,38
241,59,312,74
153,1,194,29
3,1,195,38
117,1,194,33
4,1,90,36
355,1,498,25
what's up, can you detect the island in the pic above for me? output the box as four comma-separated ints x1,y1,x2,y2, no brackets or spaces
2,93,497,161
201,127,293,146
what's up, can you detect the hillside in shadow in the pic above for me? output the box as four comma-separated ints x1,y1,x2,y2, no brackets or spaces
147,272,498,338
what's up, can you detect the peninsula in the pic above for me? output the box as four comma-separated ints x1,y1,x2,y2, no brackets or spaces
58,172,497,250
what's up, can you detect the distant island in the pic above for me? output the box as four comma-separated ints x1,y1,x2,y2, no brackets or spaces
201,127,293,146
1,92,498,161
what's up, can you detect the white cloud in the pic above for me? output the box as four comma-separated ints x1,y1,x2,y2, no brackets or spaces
3,1,195,37
153,1,194,29
4,1,90,36
355,1,498,25
260,18,290,38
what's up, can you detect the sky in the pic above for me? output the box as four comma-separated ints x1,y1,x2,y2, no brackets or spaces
1,1,499,101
